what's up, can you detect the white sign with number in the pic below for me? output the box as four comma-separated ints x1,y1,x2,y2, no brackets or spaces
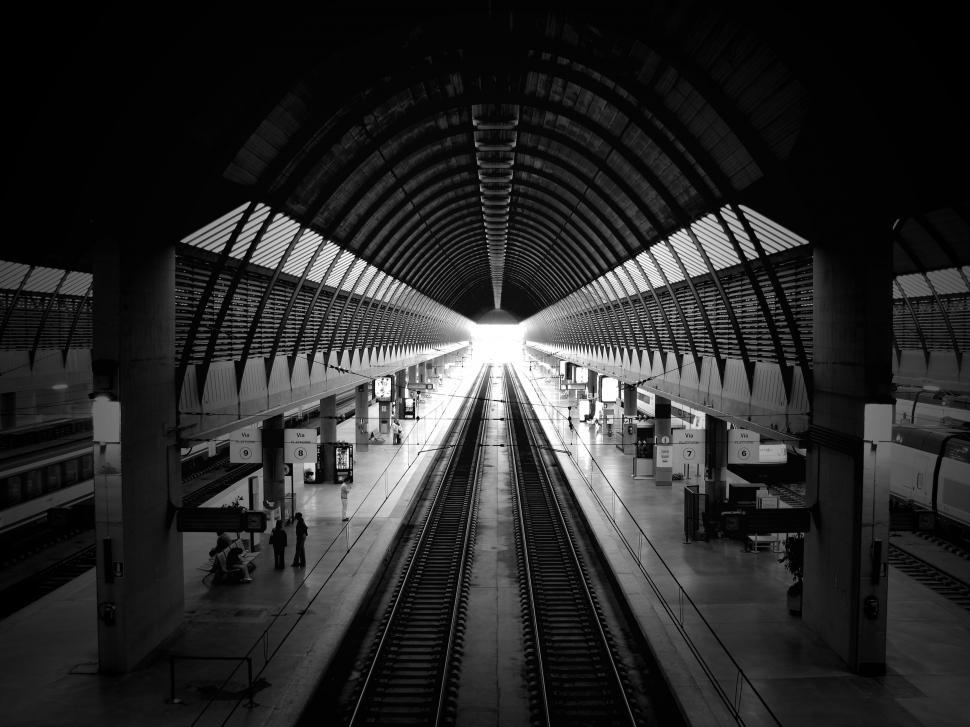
727,428,760,464
284,428,318,463
230,427,262,463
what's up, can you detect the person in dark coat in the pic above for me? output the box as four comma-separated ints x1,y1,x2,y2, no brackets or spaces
268,519,287,570
292,512,308,567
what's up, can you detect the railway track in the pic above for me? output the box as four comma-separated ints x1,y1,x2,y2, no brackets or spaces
331,365,662,726
888,543,970,611
0,543,98,619
345,366,491,725
505,365,639,727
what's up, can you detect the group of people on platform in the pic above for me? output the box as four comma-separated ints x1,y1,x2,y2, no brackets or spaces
268,512,308,569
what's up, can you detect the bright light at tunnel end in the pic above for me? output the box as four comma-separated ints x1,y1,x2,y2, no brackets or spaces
470,323,524,363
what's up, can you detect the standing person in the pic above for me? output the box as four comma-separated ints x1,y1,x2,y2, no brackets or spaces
340,481,352,521
292,512,308,567
268,519,287,570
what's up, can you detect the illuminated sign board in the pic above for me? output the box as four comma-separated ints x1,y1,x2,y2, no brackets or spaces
574,366,588,384
374,376,394,401
599,376,618,403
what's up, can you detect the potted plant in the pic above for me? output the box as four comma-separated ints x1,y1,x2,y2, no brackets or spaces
778,534,804,616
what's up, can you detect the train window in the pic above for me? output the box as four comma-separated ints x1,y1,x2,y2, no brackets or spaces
3,475,23,506
944,439,970,464
62,458,79,486
80,453,94,479
45,464,62,493
24,469,42,499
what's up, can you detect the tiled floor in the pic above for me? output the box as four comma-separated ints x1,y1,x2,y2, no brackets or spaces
1,355,968,727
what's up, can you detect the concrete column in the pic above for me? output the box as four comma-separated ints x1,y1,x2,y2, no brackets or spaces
623,384,638,416
91,239,181,674
317,394,337,484
586,369,598,399
654,396,672,486
355,383,370,452
805,226,892,675
407,364,417,385
395,369,407,420
262,414,286,519
418,361,427,383
705,416,729,504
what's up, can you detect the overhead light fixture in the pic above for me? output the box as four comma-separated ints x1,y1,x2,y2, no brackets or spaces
52,383,68,390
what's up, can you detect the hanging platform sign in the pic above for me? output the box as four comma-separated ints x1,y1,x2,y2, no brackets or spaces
230,427,262,463
284,428,318,463
728,428,761,464
408,382,434,390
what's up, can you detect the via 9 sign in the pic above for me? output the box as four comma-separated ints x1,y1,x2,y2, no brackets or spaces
373,376,394,402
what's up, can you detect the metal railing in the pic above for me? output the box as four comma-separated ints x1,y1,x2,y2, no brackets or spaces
523,362,782,727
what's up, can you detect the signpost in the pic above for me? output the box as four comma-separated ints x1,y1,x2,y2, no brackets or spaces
230,427,262,463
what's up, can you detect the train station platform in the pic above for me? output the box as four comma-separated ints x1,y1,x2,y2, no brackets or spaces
1,358,968,726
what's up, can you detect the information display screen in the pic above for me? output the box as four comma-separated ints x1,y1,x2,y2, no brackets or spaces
374,376,393,401
599,376,618,403
574,366,588,384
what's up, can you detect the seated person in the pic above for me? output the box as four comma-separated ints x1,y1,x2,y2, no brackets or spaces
213,542,252,582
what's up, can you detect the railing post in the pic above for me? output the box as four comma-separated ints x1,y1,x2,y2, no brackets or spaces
247,657,255,708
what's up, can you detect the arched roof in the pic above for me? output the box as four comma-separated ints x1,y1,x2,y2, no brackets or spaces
9,2,970,328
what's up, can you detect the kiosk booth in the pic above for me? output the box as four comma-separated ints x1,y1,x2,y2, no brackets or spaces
402,397,416,419
335,442,354,483
633,421,655,479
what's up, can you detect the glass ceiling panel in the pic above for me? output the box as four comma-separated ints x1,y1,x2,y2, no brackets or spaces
250,216,301,269
325,252,354,288
281,229,321,278
668,231,707,277
894,273,932,298
306,242,341,283
927,266,970,295
740,205,809,254
60,271,93,297
226,206,274,260
650,244,682,285
180,202,252,253
0,261,31,290
636,251,664,289
693,217,740,268
23,267,64,294
337,259,367,292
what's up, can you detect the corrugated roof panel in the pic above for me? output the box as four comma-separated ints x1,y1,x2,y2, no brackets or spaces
622,259,649,293
693,216,741,269
636,251,664,289
355,264,379,294
250,216,302,269
651,243,683,284
337,258,368,292
325,253,355,288
740,205,809,253
181,201,252,253
927,266,970,295
668,231,707,277
305,242,341,283
721,207,758,260
23,267,64,294
611,268,637,298
896,273,932,298
60,271,93,297
0,261,31,290
226,205,274,260
280,229,320,278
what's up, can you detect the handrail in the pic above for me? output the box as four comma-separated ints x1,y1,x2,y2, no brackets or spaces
521,362,782,727
190,367,482,726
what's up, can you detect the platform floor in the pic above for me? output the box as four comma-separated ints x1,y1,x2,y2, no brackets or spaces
1,358,968,726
